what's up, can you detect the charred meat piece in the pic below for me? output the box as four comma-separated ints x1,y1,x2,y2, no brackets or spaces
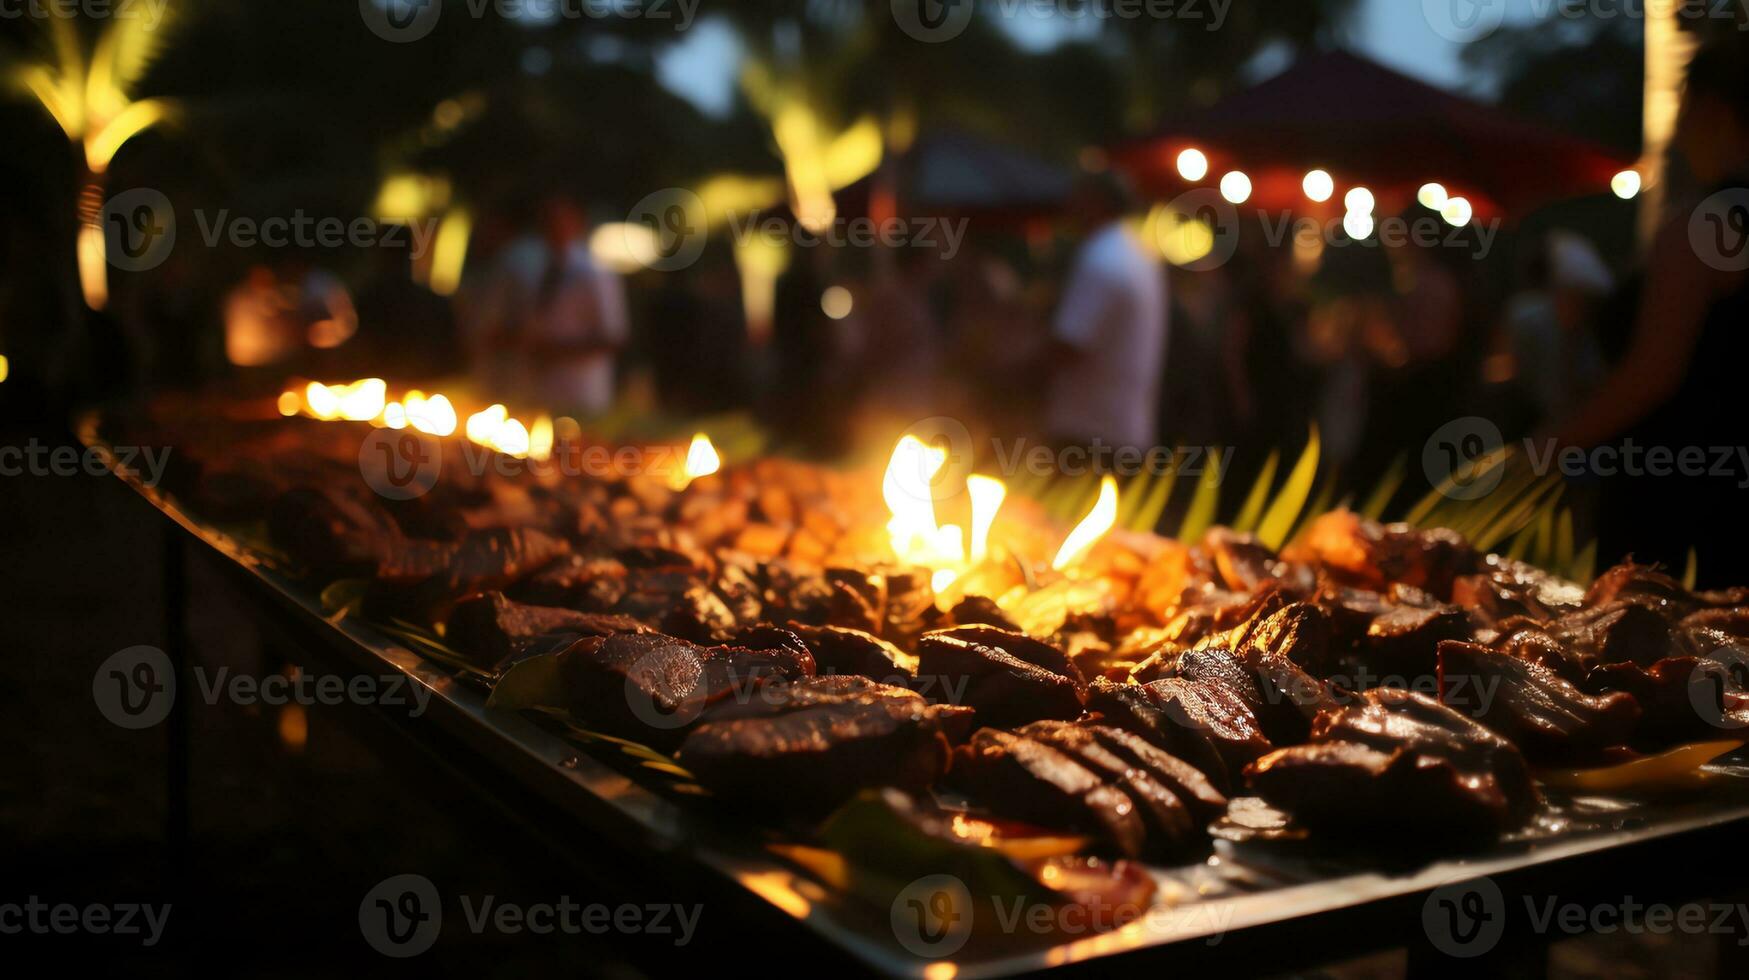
951,729,1149,859
784,623,917,684
369,528,571,622
269,486,401,574
1288,511,1475,598
1550,601,1671,670
1584,562,1691,617
1230,643,1339,745
1247,741,1516,842
1362,603,1470,681
657,585,740,642
916,627,1085,728
825,579,882,634
1249,688,1538,842
445,591,649,670
1083,676,1271,792
677,676,972,816
1172,648,1265,717
556,632,815,749
510,555,628,612
1018,721,1213,856
1438,641,1641,765
1586,656,1725,747
1678,607,1749,641
1086,726,1229,824
949,594,1022,632
1239,603,1336,676
1202,528,1282,594
1451,555,1584,624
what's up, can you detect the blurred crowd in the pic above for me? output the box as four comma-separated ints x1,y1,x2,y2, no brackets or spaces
9,42,1749,583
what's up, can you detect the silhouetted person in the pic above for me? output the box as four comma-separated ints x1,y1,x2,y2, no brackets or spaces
1044,172,1168,451
1552,41,1749,585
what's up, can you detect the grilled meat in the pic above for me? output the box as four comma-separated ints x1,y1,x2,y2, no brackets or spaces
678,676,972,815
1438,640,1641,766
916,627,1086,728
951,728,1149,859
556,631,815,749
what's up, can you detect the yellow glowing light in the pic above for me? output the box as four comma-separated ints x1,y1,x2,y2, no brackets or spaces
966,475,1007,563
465,404,509,445
77,223,107,310
1612,170,1642,200
406,393,457,437
1417,182,1449,210
1302,170,1334,203
1150,203,1216,267
382,401,408,429
1219,171,1252,204
590,222,660,274
821,285,853,320
1344,186,1375,215
427,208,472,297
1442,197,1474,227
276,390,299,416
336,378,386,422
932,568,959,593
1343,211,1375,240
1052,475,1119,571
1176,148,1210,182
496,418,531,458
669,432,721,491
883,435,949,562
304,382,340,421
528,414,554,462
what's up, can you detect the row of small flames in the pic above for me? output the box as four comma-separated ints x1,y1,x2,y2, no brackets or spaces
278,379,1118,594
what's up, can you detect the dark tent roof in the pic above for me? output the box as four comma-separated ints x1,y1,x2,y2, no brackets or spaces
1117,50,1635,216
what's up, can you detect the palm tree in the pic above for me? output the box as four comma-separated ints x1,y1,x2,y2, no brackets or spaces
7,11,177,309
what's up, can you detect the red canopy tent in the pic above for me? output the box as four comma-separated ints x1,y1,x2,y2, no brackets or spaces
1115,50,1637,220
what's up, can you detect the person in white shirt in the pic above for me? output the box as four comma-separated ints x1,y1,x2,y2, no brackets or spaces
1045,173,1170,451
476,197,628,415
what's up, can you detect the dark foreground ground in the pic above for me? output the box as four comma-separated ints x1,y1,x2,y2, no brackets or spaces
0,419,1739,979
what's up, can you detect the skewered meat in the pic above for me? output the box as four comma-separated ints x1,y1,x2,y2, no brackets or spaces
951,729,1149,858
556,631,815,749
1437,640,1641,765
677,676,972,815
445,591,649,670
1247,688,1538,842
916,627,1086,728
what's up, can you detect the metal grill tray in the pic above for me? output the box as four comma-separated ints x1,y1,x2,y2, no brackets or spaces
82,412,1749,977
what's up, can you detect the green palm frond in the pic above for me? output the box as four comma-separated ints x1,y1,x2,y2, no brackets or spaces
1256,426,1320,550
1230,450,1279,534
